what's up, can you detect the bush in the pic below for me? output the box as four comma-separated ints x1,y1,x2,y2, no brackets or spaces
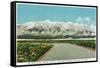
17,43,53,62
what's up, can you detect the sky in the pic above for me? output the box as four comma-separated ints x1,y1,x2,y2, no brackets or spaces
16,3,96,24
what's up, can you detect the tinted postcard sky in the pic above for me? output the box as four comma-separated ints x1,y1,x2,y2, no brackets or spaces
16,3,96,25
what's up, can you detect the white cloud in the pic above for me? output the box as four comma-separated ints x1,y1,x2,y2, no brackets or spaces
84,17,91,22
76,17,83,23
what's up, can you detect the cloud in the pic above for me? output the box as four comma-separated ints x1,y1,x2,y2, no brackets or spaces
76,17,83,23
76,17,93,24
84,17,91,22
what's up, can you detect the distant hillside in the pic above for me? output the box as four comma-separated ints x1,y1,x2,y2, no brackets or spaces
16,20,96,39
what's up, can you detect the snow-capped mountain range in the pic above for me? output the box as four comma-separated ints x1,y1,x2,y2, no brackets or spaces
16,20,96,38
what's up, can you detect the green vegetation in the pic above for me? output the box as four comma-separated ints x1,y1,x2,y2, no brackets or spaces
17,34,63,39
17,39,96,62
17,43,53,62
17,34,95,39
17,40,96,50
64,40,96,49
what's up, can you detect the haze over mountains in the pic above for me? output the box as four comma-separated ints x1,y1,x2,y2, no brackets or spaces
16,19,96,39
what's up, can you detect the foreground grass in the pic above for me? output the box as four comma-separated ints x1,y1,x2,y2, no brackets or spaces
17,43,53,62
17,39,96,62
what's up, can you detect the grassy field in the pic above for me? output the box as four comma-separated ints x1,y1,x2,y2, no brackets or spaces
64,40,96,49
17,39,96,62
17,43,53,62
17,39,96,49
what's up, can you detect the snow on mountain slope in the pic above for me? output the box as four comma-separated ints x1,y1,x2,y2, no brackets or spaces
16,20,96,37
